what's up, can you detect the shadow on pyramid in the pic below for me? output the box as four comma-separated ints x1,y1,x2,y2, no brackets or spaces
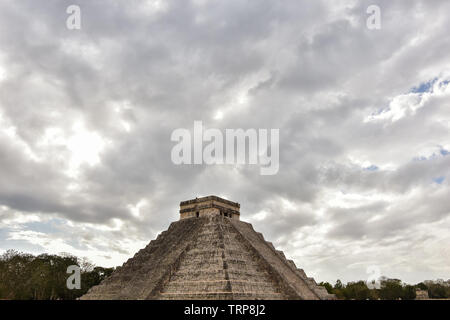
81,196,335,300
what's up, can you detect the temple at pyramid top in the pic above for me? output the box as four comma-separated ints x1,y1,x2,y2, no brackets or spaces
180,195,240,220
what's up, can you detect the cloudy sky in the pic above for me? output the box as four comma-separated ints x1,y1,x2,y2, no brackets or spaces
1,0,449,284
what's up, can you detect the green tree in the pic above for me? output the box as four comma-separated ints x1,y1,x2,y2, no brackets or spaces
332,279,345,299
0,250,113,300
415,282,428,291
81,266,114,296
402,285,416,300
379,279,404,300
427,283,449,299
318,282,333,294
343,281,370,300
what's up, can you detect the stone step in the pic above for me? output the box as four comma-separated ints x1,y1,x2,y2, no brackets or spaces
170,269,272,282
159,292,284,300
162,281,280,295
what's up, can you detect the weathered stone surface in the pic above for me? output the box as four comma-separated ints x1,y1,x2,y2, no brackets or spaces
81,196,335,300
81,218,204,299
180,195,240,220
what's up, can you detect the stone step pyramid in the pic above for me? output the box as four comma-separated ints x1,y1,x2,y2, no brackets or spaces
81,196,334,300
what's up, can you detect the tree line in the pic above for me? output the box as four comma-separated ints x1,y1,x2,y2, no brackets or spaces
0,250,113,300
2,249,449,300
319,278,450,300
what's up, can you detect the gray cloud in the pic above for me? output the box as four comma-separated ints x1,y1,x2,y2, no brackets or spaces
0,0,450,283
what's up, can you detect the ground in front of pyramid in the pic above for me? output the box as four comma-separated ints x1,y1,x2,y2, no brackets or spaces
81,196,335,300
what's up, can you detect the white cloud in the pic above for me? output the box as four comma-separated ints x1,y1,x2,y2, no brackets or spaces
0,0,449,284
